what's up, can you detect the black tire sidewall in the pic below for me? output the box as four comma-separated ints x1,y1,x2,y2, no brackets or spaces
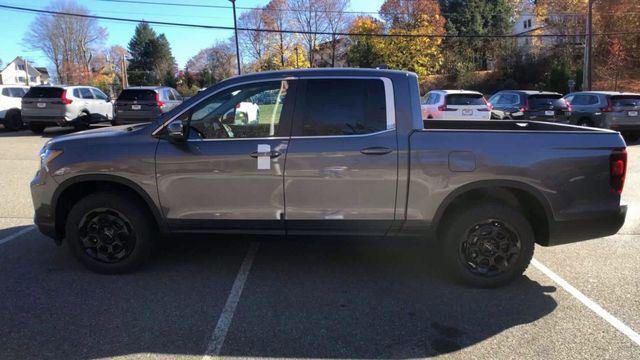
441,203,535,288
65,192,155,274
29,124,45,134
5,111,23,131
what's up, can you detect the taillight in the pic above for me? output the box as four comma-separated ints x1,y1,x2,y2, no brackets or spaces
610,148,627,194
519,98,529,113
61,90,72,105
601,97,613,112
482,97,493,111
563,98,573,111
156,92,165,108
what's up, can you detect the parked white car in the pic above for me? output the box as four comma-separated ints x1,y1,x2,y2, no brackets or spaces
21,85,114,133
235,101,260,124
0,85,29,131
421,90,492,120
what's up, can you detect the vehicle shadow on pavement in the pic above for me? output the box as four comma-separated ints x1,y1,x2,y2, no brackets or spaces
220,237,558,358
0,232,558,359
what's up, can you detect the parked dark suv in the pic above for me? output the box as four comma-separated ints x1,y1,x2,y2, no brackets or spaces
489,90,572,122
113,86,182,125
563,92,640,141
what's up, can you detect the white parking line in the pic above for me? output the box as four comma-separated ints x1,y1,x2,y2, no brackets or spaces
531,258,640,347
0,225,35,247
203,242,260,359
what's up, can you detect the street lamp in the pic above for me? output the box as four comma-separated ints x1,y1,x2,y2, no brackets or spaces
229,0,241,75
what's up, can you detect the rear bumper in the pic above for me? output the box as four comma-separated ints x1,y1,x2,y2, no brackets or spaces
22,115,69,126
543,205,627,246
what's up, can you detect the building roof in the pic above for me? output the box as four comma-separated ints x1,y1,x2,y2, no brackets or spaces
35,67,48,75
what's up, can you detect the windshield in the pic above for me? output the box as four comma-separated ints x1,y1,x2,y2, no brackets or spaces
611,96,640,107
446,93,485,105
23,87,63,98
528,95,564,108
117,89,157,101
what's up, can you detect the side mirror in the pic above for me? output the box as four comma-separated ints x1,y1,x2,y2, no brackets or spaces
166,120,186,142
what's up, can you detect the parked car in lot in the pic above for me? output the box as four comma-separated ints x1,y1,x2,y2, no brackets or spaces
489,90,572,122
113,86,182,125
32,69,627,288
0,85,28,131
563,91,640,141
421,90,491,120
21,85,113,133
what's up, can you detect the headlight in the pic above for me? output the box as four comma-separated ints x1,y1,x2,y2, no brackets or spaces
40,149,63,170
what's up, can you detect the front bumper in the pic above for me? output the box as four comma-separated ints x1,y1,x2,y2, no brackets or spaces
30,167,60,243
543,205,627,246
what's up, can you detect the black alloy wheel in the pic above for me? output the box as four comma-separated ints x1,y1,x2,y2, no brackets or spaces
460,219,521,277
78,208,136,263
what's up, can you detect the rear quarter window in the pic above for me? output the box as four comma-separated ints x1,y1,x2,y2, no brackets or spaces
117,89,157,101
24,87,64,98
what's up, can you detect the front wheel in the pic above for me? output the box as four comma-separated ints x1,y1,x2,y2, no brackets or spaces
440,203,535,288
65,192,156,274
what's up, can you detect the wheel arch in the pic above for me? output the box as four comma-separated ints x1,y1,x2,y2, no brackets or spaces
52,174,168,240
433,180,554,245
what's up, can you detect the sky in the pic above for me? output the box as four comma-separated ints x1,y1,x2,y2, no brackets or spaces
0,0,385,71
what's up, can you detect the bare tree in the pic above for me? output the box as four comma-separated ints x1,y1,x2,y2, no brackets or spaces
24,0,107,84
238,8,272,71
322,0,350,67
264,0,293,68
288,0,329,67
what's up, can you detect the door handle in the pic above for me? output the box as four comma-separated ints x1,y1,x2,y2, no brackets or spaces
250,150,281,158
360,147,393,155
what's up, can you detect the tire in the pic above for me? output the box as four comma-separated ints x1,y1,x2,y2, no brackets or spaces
623,132,639,143
29,123,46,134
65,192,156,274
577,118,592,127
4,110,23,131
440,203,535,288
74,114,91,131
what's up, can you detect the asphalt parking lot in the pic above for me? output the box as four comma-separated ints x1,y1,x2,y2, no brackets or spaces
0,126,639,359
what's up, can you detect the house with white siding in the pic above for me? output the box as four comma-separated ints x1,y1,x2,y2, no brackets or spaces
0,57,49,86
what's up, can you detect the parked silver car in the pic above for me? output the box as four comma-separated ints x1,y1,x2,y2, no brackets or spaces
21,85,113,133
113,86,182,125
563,91,640,141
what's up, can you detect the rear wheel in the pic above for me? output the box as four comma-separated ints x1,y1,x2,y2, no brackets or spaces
440,203,535,288
29,123,45,134
4,110,23,131
74,113,91,131
577,118,592,127
65,192,156,274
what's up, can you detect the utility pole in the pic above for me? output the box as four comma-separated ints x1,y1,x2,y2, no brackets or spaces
295,46,299,69
24,58,29,86
229,0,241,75
122,54,128,88
582,0,594,90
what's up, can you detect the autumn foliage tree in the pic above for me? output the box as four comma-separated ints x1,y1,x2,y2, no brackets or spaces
346,16,385,68
379,0,446,77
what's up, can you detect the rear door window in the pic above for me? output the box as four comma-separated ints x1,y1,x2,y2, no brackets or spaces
91,88,109,101
79,88,95,99
117,89,157,101
295,78,388,136
24,87,64,98
8,88,27,97
445,93,484,106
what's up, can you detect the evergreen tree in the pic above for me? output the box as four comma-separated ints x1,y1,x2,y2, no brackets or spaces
127,22,176,85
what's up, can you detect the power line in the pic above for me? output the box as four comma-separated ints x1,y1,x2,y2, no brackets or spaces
95,0,640,17
2,4,640,38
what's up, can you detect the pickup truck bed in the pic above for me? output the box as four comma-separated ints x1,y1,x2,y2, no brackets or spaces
31,68,627,287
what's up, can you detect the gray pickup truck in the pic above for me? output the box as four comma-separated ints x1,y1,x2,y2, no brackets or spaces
31,69,627,287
